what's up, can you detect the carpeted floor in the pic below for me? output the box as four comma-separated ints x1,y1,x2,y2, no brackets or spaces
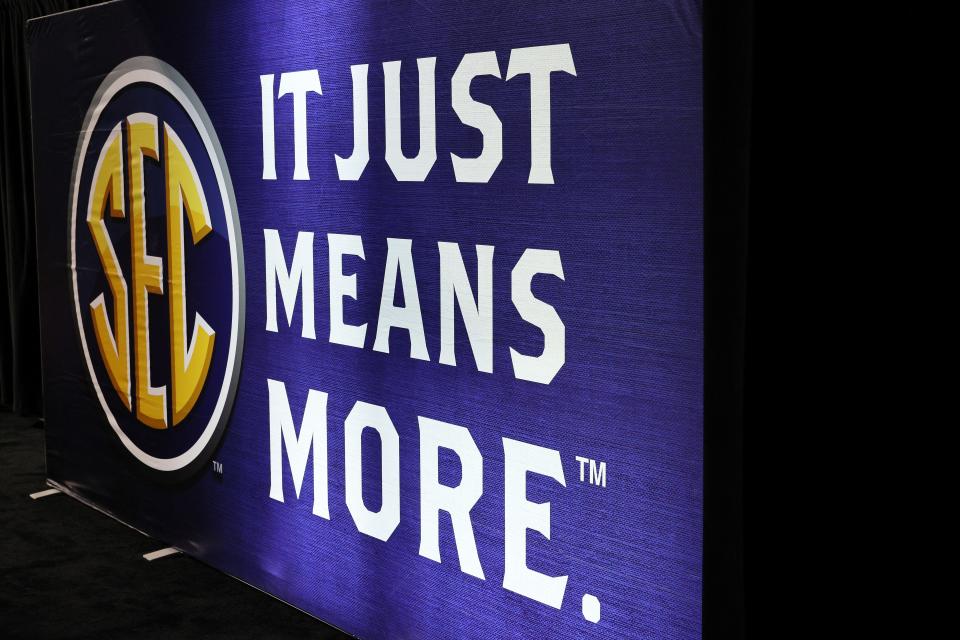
0,410,351,639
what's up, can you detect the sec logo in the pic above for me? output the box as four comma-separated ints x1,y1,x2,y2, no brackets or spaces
69,57,244,476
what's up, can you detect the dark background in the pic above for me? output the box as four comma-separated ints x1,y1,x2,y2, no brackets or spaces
1,0,747,637
1,0,98,416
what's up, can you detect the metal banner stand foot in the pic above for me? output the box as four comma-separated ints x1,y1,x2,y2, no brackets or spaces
143,547,181,562
29,488,61,500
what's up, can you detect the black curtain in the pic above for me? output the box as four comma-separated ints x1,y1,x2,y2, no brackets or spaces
703,0,750,636
0,0,97,416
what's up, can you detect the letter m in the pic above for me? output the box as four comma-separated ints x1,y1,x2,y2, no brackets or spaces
264,229,316,339
589,460,606,488
267,378,328,518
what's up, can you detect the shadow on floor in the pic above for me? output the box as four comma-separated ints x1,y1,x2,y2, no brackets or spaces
0,411,351,639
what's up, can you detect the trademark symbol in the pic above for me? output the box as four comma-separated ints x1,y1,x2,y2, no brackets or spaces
212,460,223,477
575,456,606,487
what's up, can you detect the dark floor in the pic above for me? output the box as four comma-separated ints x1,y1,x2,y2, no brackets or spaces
0,411,351,639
